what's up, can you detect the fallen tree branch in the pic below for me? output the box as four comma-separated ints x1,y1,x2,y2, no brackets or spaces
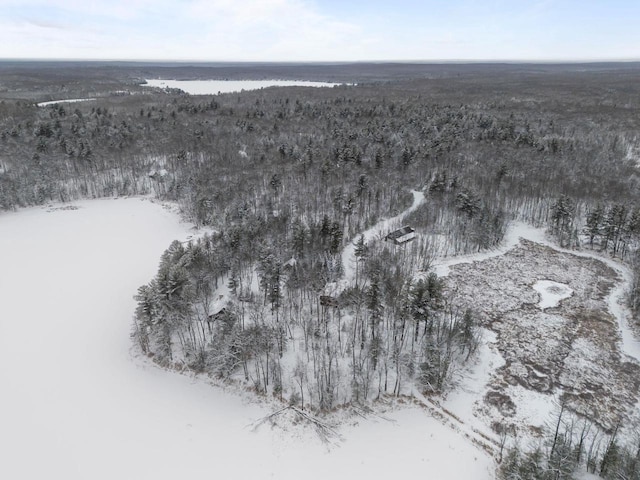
246,406,343,446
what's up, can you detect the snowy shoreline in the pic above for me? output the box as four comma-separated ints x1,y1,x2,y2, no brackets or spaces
0,197,495,480
3,194,637,479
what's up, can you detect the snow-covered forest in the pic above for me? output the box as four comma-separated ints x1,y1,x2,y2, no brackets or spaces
2,62,640,479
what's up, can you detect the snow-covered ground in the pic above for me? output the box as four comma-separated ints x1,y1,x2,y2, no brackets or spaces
434,221,640,445
0,198,495,480
533,280,573,310
435,221,640,363
443,328,506,441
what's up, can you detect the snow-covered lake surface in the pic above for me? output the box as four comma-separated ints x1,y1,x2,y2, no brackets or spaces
37,98,96,107
0,198,494,480
143,79,343,94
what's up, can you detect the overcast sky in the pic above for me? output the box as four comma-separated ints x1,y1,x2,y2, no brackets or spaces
0,0,638,62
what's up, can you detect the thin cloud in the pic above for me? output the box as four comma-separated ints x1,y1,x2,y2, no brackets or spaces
0,0,638,61
24,18,70,30
0,0,157,21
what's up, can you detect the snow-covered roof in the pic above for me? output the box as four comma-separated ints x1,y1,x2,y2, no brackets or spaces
385,225,416,244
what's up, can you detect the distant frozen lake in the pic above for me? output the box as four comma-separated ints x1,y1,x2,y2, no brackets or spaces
37,98,96,107
142,79,343,95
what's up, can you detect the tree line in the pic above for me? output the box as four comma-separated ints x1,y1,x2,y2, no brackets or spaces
500,402,640,480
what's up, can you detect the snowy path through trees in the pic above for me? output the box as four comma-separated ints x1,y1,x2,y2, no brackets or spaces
326,189,425,296
0,198,495,480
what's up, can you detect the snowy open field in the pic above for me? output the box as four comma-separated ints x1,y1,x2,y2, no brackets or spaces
0,198,495,480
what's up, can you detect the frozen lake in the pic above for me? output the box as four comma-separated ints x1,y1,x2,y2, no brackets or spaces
0,198,494,480
37,98,96,107
143,79,343,94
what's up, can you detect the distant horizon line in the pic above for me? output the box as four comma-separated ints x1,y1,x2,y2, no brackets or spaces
1,57,639,65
